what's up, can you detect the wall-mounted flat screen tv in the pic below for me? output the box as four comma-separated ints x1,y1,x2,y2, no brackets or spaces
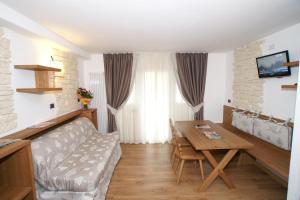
256,50,290,78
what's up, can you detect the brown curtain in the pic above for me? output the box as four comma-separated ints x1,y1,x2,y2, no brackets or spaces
175,53,208,120
104,53,133,132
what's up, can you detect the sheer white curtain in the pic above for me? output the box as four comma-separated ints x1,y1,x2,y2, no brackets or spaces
89,72,108,133
117,53,193,144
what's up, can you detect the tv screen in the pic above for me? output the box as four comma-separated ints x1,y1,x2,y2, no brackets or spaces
256,50,290,78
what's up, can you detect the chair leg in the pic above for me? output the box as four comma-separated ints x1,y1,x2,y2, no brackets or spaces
171,149,176,165
172,158,175,169
175,157,181,173
170,146,174,160
177,160,185,184
199,160,205,180
172,153,177,169
172,156,178,171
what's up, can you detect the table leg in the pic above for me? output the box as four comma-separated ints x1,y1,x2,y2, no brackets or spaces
198,149,238,192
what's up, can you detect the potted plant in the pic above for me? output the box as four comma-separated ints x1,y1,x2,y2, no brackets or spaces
77,87,94,109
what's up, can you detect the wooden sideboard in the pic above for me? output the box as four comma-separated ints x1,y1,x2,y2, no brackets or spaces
0,140,36,200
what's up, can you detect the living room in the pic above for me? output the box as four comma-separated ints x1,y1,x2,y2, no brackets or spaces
0,0,300,200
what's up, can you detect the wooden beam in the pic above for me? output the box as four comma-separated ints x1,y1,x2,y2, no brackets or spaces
281,84,297,89
15,65,61,72
16,88,62,94
283,61,299,67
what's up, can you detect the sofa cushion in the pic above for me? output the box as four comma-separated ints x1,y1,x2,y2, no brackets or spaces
31,117,97,186
41,131,119,192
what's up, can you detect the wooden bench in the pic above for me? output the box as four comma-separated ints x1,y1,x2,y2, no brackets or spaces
220,105,291,186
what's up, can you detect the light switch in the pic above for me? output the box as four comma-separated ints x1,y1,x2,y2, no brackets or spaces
50,103,55,109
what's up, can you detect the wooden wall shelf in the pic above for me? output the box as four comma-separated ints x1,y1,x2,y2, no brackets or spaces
15,65,61,72
283,61,299,67
16,88,62,94
15,64,62,94
281,84,297,89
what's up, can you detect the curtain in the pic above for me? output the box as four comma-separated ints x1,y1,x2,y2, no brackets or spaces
117,53,193,144
104,53,134,132
175,53,208,120
89,72,108,133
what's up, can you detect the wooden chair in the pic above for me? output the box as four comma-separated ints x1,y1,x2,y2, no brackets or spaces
169,119,191,163
173,137,206,184
169,119,205,184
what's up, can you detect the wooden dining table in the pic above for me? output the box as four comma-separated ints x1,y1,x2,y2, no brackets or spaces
175,120,253,192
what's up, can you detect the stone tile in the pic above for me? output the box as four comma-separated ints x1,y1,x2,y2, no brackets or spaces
232,41,264,111
0,32,17,132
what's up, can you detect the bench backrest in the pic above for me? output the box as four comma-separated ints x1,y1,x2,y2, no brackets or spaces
223,105,293,128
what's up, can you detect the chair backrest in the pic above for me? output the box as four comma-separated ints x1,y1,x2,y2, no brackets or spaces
169,118,177,138
173,135,187,156
170,118,186,155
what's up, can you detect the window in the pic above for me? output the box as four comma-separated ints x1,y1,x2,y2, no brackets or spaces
175,85,185,104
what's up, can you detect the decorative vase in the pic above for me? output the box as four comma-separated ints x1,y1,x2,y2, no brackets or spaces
80,98,92,109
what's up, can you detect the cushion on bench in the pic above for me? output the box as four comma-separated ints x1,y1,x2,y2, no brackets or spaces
253,118,292,150
231,111,292,150
232,111,254,134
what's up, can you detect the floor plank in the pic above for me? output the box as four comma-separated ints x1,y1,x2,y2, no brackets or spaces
106,144,287,200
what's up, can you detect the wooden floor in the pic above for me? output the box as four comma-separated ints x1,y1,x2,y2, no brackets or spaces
106,144,287,200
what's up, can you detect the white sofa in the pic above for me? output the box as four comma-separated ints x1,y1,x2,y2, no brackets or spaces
31,117,121,200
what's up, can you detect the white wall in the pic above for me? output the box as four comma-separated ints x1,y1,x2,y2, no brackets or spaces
0,2,91,137
204,53,227,122
261,23,300,120
225,23,300,121
79,54,104,89
2,28,56,136
224,51,234,107
1,28,88,137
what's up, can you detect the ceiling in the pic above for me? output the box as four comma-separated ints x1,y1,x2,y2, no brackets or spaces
1,0,300,53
